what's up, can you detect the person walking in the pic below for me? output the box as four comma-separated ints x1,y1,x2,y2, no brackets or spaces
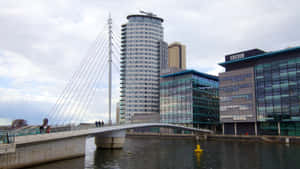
6,132,9,144
39,126,44,133
46,126,51,133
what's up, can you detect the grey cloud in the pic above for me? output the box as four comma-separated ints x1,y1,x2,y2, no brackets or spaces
0,0,300,124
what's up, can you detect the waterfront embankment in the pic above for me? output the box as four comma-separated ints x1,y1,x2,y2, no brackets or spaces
126,132,300,144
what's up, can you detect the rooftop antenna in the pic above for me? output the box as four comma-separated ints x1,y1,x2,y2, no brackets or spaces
139,10,157,17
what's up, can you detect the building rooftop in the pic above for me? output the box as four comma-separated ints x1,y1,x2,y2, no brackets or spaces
160,69,218,81
219,46,300,67
168,42,185,48
127,14,164,22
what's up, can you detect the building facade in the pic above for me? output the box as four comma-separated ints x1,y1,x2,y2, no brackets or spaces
168,42,186,70
116,102,120,124
120,12,167,123
160,70,219,130
219,47,300,136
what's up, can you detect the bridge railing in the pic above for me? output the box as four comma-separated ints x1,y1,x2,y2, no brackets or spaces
0,130,15,144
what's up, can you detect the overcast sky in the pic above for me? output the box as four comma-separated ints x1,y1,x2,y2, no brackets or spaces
0,0,300,125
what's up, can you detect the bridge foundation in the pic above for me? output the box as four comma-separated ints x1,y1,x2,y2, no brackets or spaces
95,130,126,149
0,136,86,169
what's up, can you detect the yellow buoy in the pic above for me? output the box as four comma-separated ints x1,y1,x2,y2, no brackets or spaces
194,144,203,153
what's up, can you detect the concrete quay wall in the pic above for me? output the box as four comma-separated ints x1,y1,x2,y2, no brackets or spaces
206,134,300,144
126,132,300,144
126,132,196,138
0,136,85,169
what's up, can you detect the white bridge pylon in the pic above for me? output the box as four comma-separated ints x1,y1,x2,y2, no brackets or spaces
45,15,121,126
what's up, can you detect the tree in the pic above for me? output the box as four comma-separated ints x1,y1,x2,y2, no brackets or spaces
11,119,28,129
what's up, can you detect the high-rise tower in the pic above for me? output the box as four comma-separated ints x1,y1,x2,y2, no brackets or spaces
168,42,186,70
120,12,166,123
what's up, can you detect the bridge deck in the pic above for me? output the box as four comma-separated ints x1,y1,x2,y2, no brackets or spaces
14,123,212,145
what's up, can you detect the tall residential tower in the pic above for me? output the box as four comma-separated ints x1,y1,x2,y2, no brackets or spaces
120,12,167,123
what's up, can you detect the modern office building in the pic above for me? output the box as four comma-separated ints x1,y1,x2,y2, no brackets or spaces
159,41,169,73
120,12,167,123
168,42,186,69
219,47,300,136
116,102,120,124
160,69,219,130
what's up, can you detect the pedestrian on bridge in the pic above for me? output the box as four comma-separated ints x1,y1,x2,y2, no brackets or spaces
46,126,51,133
39,126,44,133
6,132,9,144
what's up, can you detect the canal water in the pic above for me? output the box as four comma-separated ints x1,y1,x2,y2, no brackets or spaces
29,137,300,169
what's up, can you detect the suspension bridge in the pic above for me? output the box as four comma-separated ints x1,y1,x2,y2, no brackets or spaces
0,16,213,169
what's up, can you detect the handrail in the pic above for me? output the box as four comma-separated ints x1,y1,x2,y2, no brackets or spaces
0,122,212,144
0,130,15,144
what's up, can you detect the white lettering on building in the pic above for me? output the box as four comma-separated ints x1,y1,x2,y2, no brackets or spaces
230,53,245,61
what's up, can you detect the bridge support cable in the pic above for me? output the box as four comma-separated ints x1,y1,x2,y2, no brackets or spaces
68,45,110,123
111,33,121,51
50,36,107,125
47,16,122,126
47,29,107,125
49,31,108,125
112,50,120,64
111,30,121,73
74,55,109,123
48,31,106,124
111,30,122,43
62,40,109,124
46,31,104,122
112,60,120,74
112,45,121,62
55,37,108,125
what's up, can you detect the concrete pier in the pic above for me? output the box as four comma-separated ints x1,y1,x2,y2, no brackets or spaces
0,136,85,169
95,130,126,149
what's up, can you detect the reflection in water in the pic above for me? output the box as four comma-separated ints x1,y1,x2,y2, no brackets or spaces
29,137,300,169
28,156,85,169
93,149,123,169
195,151,203,168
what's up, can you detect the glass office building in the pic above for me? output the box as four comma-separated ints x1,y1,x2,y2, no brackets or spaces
219,47,300,136
255,57,300,135
160,70,219,130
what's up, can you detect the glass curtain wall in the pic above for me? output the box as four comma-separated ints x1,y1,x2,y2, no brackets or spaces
160,73,219,129
255,57,300,136
192,75,219,128
160,75,193,124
